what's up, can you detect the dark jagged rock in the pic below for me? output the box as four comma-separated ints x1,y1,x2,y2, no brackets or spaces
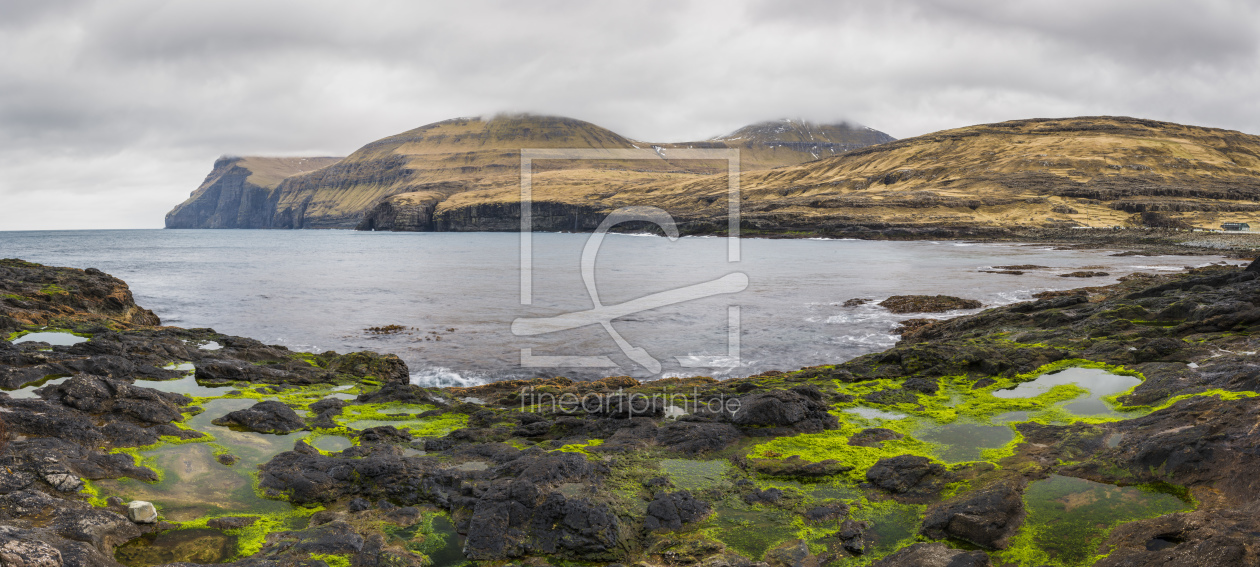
732,389,838,433
644,491,712,531
871,542,990,566
1093,500,1260,566
803,501,849,523
356,425,413,444
838,518,869,555
1061,395,1260,501
0,489,141,566
879,295,982,314
920,481,1025,550
211,400,305,434
655,421,742,455
866,455,948,499
741,488,784,506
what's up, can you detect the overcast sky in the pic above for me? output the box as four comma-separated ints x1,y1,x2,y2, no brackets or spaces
2,0,1258,230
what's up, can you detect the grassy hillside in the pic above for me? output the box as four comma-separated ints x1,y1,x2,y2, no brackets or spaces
169,114,896,230
605,116,1260,234
170,115,1260,235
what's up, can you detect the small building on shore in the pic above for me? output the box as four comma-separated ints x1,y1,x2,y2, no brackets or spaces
1222,222,1251,232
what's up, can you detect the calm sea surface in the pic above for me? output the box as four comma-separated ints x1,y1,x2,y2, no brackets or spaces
0,230,1231,385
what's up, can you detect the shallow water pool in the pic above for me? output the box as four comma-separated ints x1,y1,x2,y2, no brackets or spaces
11,331,89,346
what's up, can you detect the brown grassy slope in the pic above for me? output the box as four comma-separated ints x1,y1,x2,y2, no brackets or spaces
269,114,895,228
601,116,1260,232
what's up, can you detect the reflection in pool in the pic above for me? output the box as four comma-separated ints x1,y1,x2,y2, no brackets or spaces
994,367,1141,417
12,331,89,346
1008,474,1191,566
918,422,1014,462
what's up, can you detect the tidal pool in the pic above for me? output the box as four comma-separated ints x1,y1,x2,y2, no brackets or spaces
11,331,89,346
706,500,799,560
2,374,71,398
137,374,234,398
114,528,237,566
994,367,1141,417
1006,475,1191,566
843,407,909,421
384,513,467,566
92,443,292,521
918,422,1015,462
660,459,731,491
311,435,353,452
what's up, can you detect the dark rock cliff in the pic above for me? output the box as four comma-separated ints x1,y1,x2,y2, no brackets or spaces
164,156,342,229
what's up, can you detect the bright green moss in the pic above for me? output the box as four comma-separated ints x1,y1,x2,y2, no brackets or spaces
309,554,351,567
553,438,604,458
38,284,69,296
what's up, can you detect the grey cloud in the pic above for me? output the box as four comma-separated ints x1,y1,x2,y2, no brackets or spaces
1,0,1259,230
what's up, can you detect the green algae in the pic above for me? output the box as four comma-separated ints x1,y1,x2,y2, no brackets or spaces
700,498,799,560
918,421,1016,462
337,402,467,437
114,527,238,566
996,475,1192,566
383,512,468,566
850,498,927,559
310,435,353,452
660,459,733,491
552,438,605,458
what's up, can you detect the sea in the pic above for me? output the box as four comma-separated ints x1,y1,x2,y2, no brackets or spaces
0,229,1233,386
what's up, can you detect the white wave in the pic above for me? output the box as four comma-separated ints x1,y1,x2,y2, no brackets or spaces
410,367,488,388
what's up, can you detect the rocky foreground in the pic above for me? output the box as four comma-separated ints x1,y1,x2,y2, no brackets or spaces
2,257,1260,566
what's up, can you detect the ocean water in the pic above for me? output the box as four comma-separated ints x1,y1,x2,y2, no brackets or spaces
0,229,1229,385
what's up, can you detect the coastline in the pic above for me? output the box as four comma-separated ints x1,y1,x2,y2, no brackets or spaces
1,258,1259,565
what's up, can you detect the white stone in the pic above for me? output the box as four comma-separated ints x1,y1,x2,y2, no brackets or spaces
126,501,158,524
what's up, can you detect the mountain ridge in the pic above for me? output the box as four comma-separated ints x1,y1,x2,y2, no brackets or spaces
165,114,895,230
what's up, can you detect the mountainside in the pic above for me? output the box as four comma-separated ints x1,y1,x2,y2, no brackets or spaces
703,116,1260,234
164,114,895,230
165,156,342,229
168,115,1260,236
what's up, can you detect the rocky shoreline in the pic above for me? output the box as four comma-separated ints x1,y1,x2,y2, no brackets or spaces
2,257,1260,566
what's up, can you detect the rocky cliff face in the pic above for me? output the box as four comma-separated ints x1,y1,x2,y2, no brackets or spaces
164,156,342,229
165,114,897,231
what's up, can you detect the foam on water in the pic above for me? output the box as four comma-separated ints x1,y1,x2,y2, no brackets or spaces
411,367,489,388
0,230,1226,382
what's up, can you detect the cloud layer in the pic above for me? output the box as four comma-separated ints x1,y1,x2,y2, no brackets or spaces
2,0,1258,229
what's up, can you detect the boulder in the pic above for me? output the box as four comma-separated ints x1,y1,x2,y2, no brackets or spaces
920,481,1024,549
643,490,712,532
879,295,982,314
866,455,946,495
871,542,990,566
0,533,63,567
732,389,838,432
211,400,305,434
847,428,903,447
126,501,157,524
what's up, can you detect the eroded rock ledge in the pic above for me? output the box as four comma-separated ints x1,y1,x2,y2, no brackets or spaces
2,258,1260,566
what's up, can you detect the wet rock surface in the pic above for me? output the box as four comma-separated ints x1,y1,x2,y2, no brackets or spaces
210,400,305,434
878,294,983,314
921,481,1025,550
4,260,1260,566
